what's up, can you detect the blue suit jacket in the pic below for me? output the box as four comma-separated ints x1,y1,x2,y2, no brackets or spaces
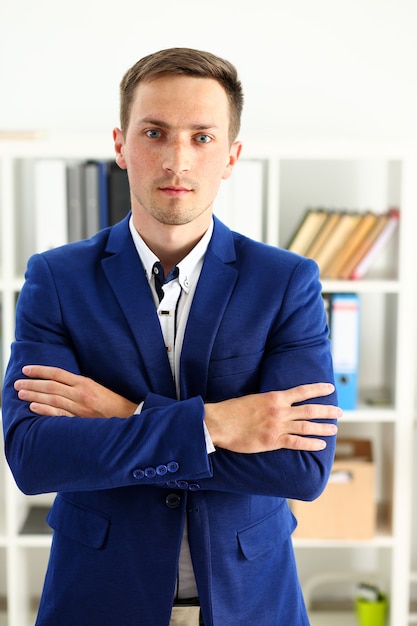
2,215,337,625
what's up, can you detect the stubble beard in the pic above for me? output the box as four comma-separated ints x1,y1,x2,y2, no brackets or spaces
134,189,213,227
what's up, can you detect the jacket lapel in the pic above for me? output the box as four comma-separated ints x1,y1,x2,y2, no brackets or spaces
101,217,176,398
180,219,238,400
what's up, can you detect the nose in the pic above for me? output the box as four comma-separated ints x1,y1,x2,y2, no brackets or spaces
162,139,191,175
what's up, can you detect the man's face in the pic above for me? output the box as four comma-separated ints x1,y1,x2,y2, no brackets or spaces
114,75,241,230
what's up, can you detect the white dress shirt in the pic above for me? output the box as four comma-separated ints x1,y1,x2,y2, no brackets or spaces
129,216,214,599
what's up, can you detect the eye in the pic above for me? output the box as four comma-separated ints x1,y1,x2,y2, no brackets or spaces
195,134,212,144
146,129,162,139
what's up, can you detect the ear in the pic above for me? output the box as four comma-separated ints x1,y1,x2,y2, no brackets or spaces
113,128,128,170
222,141,243,180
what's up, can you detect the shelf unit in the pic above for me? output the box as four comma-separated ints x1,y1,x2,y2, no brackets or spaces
1,135,417,625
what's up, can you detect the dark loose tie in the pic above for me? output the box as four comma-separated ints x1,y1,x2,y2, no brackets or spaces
152,261,180,303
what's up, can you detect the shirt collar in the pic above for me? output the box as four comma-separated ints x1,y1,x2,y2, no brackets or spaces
129,216,213,294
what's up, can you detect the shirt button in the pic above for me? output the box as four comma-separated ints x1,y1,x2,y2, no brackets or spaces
167,461,179,473
132,469,144,480
165,494,181,509
156,464,168,476
144,467,156,478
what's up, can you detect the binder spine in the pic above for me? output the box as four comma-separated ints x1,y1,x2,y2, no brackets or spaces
330,293,360,410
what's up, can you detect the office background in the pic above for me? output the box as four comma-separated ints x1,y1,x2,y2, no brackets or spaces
1,0,417,623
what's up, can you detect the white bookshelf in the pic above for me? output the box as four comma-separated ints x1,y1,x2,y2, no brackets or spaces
1,135,417,625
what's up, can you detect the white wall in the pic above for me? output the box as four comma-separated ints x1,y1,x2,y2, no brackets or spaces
1,0,417,143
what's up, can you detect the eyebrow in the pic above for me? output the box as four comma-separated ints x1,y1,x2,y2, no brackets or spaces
138,117,218,131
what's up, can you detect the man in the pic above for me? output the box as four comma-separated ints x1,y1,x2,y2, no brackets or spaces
2,48,341,625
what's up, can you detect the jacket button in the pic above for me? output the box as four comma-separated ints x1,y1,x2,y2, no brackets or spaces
188,483,201,491
167,461,179,473
144,467,156,478
132,469,144,479
165,493,181,509
177,480,189,490
156,464,168,476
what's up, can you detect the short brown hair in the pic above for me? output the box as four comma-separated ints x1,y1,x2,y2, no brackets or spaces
119,47,244,143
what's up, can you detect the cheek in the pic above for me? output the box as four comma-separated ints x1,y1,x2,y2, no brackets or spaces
201,151,231,178
125,150,156,182
203,170,226,201
198,158,231,196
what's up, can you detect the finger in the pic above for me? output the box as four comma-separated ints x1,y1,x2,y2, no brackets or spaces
28,401,75,417
279,434,330,452
15,378,70,398
290,402,342,421
16,378,54,391
16,387,76,414
284,382,336,405
21,365,78,386
290,420,338,437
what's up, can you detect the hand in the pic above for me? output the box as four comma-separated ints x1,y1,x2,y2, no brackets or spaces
14,365,138,418
204,383,341,453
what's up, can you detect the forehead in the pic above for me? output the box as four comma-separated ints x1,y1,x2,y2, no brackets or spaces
129,75,230,126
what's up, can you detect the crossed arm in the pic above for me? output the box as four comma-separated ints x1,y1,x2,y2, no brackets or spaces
14,365,340,455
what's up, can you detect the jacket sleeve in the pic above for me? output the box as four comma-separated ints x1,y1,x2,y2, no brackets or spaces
195,256,338,501
2,254,212,495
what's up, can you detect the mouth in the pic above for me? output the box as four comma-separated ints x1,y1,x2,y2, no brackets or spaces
159,185,192,197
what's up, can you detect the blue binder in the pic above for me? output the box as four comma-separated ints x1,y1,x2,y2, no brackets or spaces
329,293,360,410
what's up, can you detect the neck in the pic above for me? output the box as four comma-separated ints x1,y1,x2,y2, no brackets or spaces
132,213,211,274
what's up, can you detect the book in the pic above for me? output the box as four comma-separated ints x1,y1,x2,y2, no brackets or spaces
84,161,101,237
311,212,362,275
81,160,130,233
286,208,329,256
350,208,399,279
15,159,37,273
304,211,342,260
323,211,379,279
285,206,400,279
66,160,85,242
108,161,131,226
337,212,390,280
34,159,68,252
97,160,110,230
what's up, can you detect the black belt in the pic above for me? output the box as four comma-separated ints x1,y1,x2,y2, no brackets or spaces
173,596,200,607
172,597,204,624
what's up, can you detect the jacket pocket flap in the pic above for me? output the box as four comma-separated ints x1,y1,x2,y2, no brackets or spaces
47,495,110,549
237,504,297,561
